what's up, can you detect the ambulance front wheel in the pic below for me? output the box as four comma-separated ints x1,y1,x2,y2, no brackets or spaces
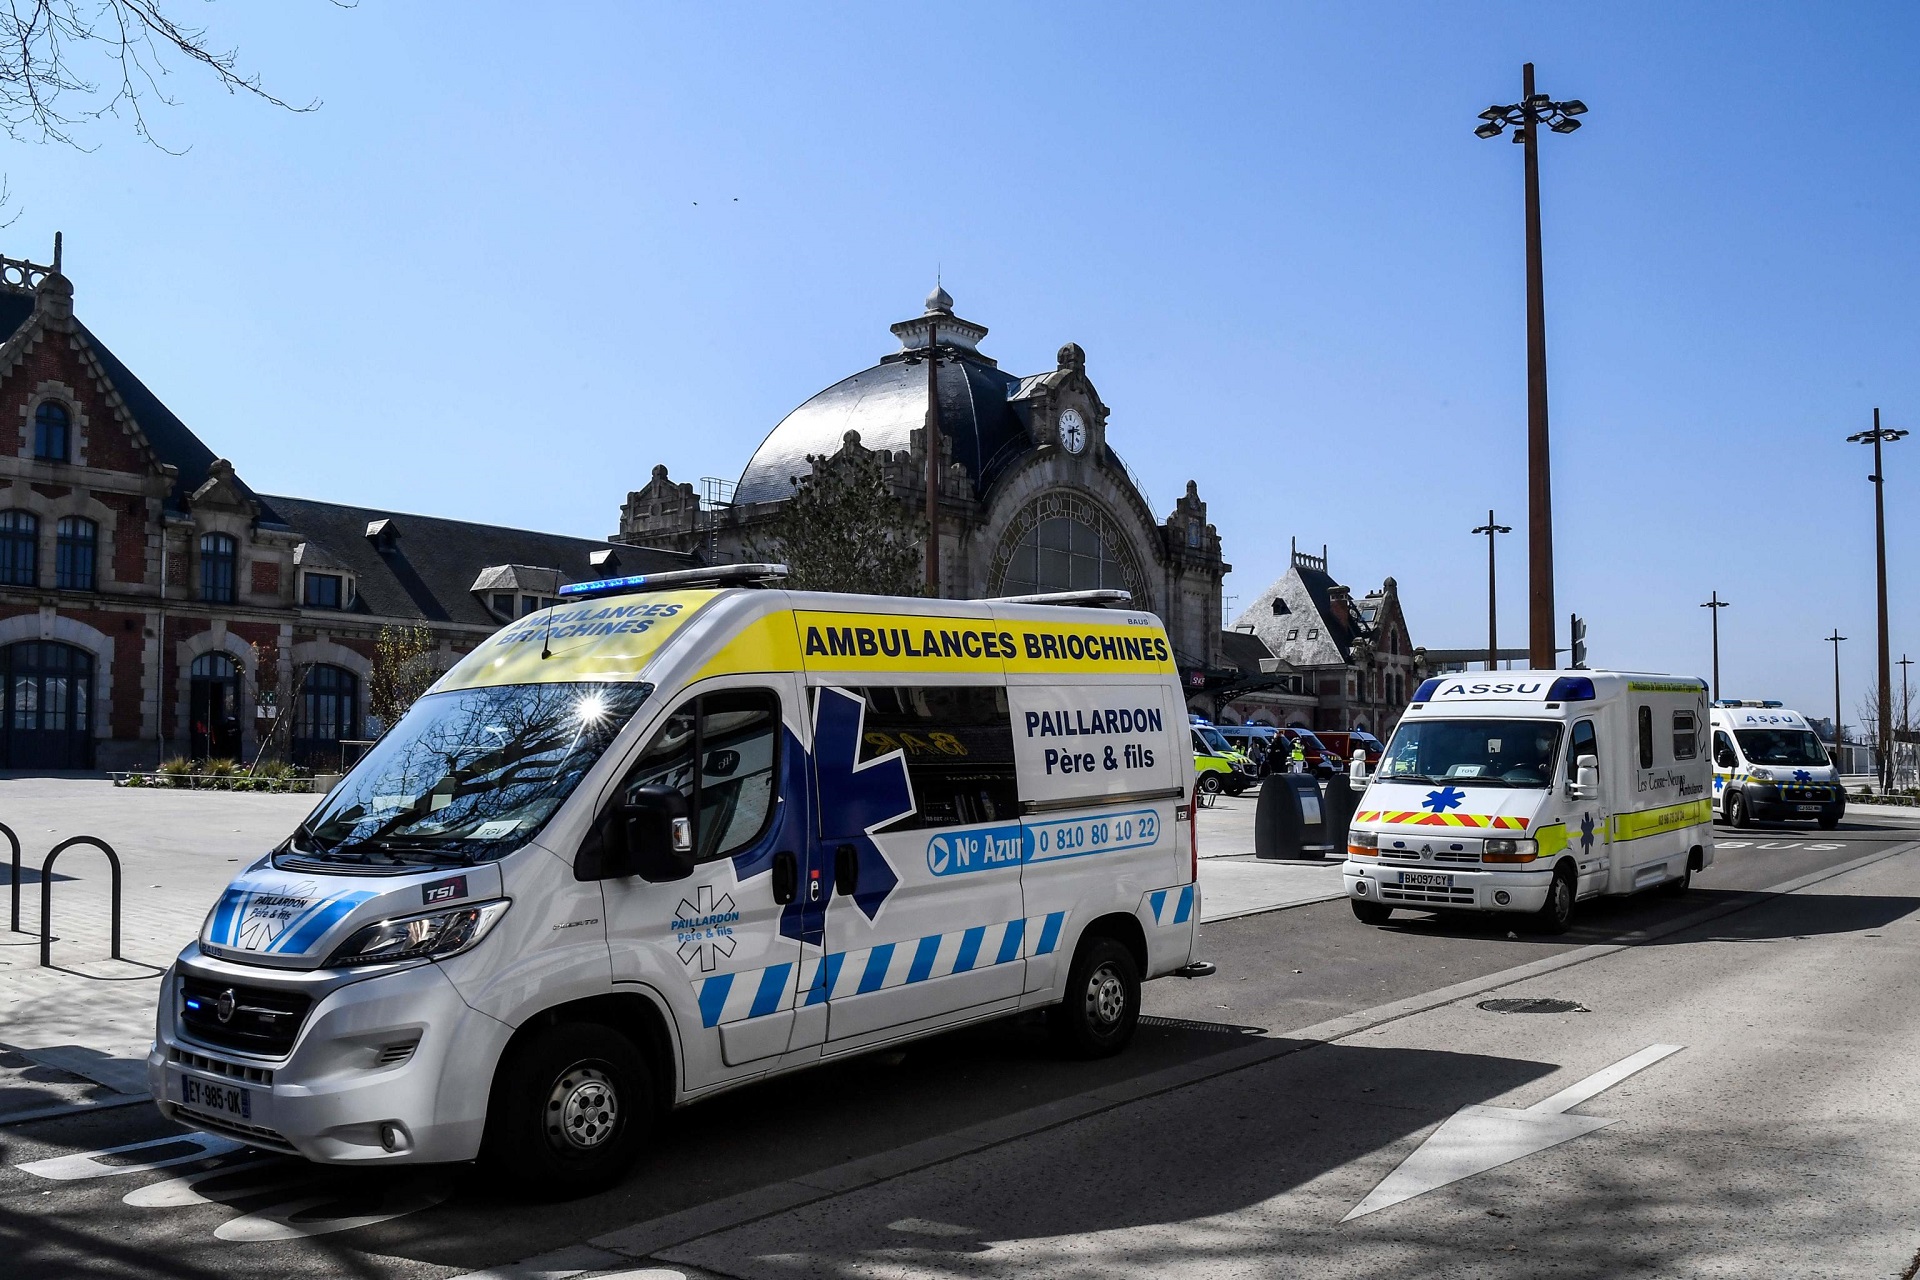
1351,899,1393,926
1198,774,1222,796
1051,935,1141,1059
1530,868,1576,935
483,1021,654,1199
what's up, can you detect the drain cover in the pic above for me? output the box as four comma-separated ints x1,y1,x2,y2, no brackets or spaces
1477,997,1589,1014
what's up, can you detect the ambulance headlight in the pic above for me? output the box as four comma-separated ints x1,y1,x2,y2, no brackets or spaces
1482,838,1539,863
325,900,511,967
1347,829,1378,858
1747,767,1773,782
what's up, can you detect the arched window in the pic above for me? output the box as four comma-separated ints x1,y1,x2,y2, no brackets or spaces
0,510,38,586
2,641,93,768
34,401,70,462
296,665,359,763
1000,516,1122,596
199,532,237,603
189,652,241,760
55,516,96,591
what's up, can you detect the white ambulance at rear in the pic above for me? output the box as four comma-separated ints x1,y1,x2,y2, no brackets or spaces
1343,672,1714,933
1708,701,1846,829
149,568,1199,1197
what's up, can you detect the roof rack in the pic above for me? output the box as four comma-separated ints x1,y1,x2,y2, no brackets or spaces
557,563,789,600
986,589,1134,608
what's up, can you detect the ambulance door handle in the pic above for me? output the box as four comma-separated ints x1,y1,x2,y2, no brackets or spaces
834,843,858,896
771,851,797,904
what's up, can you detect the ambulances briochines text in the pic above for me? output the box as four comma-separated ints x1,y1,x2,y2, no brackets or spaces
800,621,1172,668
493,599,686,648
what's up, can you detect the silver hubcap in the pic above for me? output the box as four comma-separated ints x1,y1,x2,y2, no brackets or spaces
1085,963,1127,1027
546,1063,619,1152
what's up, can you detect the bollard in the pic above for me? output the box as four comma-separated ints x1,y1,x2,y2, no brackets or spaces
39,836,122,968
3,821,19,933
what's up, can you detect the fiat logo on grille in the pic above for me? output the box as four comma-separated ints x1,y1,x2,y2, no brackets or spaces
214,988,237,1024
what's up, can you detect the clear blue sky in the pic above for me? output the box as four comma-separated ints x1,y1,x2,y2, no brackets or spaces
10,2,1917,730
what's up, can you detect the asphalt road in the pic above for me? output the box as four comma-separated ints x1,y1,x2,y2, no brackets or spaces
3,812,1916,1279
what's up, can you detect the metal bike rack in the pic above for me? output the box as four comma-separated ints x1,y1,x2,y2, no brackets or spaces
39,836,121,968
3,821,19,933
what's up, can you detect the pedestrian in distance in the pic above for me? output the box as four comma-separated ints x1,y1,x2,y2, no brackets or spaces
1290,739,1307,774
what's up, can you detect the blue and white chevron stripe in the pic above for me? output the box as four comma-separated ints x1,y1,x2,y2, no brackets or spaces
1145,884,1194,927
692,910,1068,1029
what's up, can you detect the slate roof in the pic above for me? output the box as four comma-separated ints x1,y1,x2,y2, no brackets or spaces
735,348,1032,504
0,291,270,512
260,495,693,628
1219,628,1276,675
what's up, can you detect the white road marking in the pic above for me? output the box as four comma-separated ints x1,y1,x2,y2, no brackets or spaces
16,1132,243,1181
888,1217,978,1237
1342,1044,1684,1222
212,1175,451,1242
122,1157,303,1207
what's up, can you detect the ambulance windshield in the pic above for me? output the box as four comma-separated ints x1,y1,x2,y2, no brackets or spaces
1734,728,1829,767
286,681,653,868
1377,718,1563,788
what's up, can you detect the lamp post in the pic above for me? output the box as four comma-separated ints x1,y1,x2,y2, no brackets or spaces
1847,409,1906,792
1475,65,1586,670
923,319,942,595
1827,630,1847,766
1700,591,1730,702
1472,510,1511,671
1900,653,1914,787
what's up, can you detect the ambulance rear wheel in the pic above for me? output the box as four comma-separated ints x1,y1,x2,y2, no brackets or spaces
1051,936,1140,1059
484,1021,653,1199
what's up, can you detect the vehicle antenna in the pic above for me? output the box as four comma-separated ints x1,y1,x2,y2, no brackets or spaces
541,599,556,660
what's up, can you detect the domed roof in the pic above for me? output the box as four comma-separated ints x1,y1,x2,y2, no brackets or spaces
734,293,1034,505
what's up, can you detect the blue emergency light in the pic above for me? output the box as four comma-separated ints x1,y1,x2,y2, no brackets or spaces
557,563,789,600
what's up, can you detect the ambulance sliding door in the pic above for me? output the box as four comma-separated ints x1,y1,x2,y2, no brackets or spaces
813,679,1028,1044
1003,668,1187,996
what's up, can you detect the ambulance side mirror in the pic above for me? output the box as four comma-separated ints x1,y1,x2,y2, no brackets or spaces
1349,755,1369,785
578,785,694,882
1571,755,1599,800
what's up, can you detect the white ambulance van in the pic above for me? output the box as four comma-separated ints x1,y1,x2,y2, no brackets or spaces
1708,701,1846,829
148,568,1198,1195
1343,671,1713,933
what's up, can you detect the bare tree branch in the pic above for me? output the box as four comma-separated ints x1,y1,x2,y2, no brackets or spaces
0,1,326,155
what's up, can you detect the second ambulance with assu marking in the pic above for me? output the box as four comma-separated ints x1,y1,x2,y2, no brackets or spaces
1344,671,1714,932
1709,700,1846,829
149,568,1199,1196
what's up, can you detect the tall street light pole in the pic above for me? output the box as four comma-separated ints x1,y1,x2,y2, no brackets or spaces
1700,591,1730,702
1472,510,1511,671
1847,409,1906,792
1827,630,1848,764
1900,653,1914,786
923,319,942,595
1476,66,1586,670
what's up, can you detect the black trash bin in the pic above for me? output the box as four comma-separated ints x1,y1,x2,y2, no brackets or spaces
1256,773,1343,860
1322,774,1357,853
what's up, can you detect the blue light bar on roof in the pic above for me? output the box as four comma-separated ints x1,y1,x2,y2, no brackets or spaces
1546,676,1596,701
557,563,789,600
1410,677,1441,703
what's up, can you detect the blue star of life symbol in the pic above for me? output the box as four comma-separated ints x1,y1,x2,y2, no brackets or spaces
1422,785,1465,814
811,686,916,923
673,884,738,972
1792,769,1811,782
1579,811,1596,854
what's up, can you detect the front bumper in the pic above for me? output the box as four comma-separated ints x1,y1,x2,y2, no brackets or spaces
1736,783,1847,821
1344,859,1553,913
148,947,512,1165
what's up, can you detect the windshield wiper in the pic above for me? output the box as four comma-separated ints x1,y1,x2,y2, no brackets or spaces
367,840,474,865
